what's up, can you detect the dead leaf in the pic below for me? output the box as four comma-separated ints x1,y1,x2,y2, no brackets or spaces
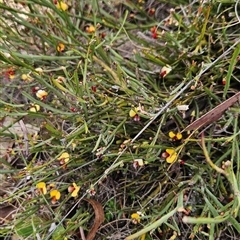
183,92,240,131
0,117,40,157
83,198,104,240
0,116,39,136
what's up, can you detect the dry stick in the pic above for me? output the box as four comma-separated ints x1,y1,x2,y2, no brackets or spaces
45,37,240,240
183,92,240,131
79,227,86,240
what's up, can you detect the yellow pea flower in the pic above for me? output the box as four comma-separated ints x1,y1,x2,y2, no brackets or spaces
57,43,65,52
165,148,177,163
29,104,40,112
133,159,144,169
55,1,68,11
68,183,80,197
35,67,43,74
36,182,47,194
131,212,141,224
86,25,95,33
36,90,48,100
57,152,70,163
5,68,15,80
169,131,182,141
50,189,61,204
21,73,33,82
129,107,140,117
160,65,172,78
